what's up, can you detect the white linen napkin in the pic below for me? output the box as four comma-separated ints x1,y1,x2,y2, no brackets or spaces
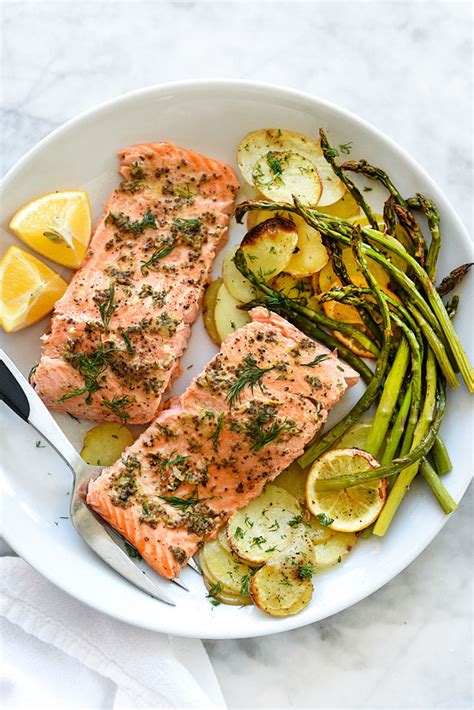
0,555,225,710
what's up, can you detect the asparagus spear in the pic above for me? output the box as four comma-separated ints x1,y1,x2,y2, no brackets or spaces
431,435,452,475
373,349,439,535
420,459,457,514
298,227,393,468
381,382,413,465
407,194,441,280
446,295,459,320
341,159,408,207
319,129,379,229
437,263,473,297
393,203,427,266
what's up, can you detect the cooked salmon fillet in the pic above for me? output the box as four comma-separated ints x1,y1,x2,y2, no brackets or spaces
87,307,359,579
31,143,239,423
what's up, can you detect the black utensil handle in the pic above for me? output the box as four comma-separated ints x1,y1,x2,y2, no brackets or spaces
0,360,30,422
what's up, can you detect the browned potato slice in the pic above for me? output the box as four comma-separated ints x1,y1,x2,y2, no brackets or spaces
273,461,308,506
285,215,328,277
312,532,357,569
81,423,134,466
242,217,298,282
203,278,222,345
200,539,253,601
249,533,314,616
320,191,360,219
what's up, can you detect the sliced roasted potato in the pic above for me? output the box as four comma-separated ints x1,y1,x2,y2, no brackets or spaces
203,575,252,606
237,129,345,206
273,461,308,506
218,525,232,553
320,191,360,219
285,215,328,277
203,278,222,345
242,217,298,282
249,532,314,616
305,516,335,545
201,539,253,598
214,282,250,342
312,531,357,569
81,423,134,466
222,247,256,303
319,247,390,292
227,484,301,564
252,150,322,206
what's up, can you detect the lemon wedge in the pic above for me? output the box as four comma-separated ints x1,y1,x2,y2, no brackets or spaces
9,191,92,269
306,448,387,533
0,246,67,332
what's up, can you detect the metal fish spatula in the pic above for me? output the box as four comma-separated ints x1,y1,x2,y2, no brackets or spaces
0,349,193,606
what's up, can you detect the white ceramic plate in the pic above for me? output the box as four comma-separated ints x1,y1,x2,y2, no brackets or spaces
1,80,472,639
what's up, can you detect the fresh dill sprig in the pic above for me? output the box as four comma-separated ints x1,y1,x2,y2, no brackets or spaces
59,342,118,404
206,581,222,606
240,571,255,597
226,354,276,408
161,452,189,469
157,494,210,510
299,564,316,579
101,394,135,423
172,218,201,235
140,241,176,275
118,327,135,356
316,513,334,527
246,417,296,452
303,354,328,367
208,412,225,451
287,514,303,527
95,283,116,333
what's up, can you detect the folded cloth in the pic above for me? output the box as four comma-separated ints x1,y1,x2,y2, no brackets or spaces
0,556,225,710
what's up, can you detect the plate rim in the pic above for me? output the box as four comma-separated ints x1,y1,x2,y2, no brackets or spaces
1,78,472,639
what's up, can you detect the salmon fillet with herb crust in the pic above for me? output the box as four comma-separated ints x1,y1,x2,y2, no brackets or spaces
87,307,359,579
31,142,239,423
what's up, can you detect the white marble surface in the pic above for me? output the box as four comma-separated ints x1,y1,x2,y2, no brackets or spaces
1,1,472,708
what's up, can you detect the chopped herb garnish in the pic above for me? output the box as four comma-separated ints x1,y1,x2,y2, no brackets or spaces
59,342,118,404
206,581,222,605
140,241,176,275
269,520,280,532
234,526,245,540
244,515,254,528
160,452,189,469
226,354,275,408
118,327,135,356
240,572,254,597
94,283,116,333
303,354,328,368
250,535,266,548
299,564,316,579
265,546,277,553
101,394,135,423
35,440,45,448
157,494,210,510
247,417,295,452
105,209,157,235
338,141,353,155
288,514,303,527
316,513,334,526
208,412,225,451
363,186,373,192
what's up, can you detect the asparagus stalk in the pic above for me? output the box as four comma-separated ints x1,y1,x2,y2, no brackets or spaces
381,382,413,464
233,250,380,358
393,203,427,266
298,228,393,468
319,129,379,229
364,338,410,458
420,459,457,514
373,349,439,536
407,194,441,280
233,252,374,383
315,376,446,492
432,435,452,475
446,295,459,320
437,263,473,297
341,159,408,207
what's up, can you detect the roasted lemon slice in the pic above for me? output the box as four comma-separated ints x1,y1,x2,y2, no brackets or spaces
9,190,92,269
306,448,387,533
0,246,67,332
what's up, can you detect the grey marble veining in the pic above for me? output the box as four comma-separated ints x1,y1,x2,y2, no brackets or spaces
1,2,472,709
